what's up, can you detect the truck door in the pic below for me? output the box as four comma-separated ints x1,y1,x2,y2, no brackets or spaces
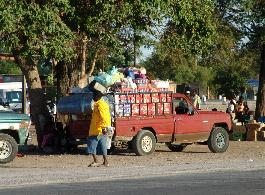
172,97,209,142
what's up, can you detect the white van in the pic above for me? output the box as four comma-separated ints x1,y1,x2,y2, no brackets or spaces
0,82,25,112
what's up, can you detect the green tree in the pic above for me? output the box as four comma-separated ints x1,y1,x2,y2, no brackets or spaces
213,64,248,98
198,12,258,98
216,0,265,119
144,0,217,92
161,0,217,55
144,48,214,94
0,61,21,74
0,0,75,147
54,0,166,98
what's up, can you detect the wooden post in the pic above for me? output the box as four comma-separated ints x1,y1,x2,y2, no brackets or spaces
22,75,27,114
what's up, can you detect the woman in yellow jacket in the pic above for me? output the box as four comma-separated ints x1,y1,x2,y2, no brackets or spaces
87,91,111,167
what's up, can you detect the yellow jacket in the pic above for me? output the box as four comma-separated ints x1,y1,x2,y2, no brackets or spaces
89,98,111,136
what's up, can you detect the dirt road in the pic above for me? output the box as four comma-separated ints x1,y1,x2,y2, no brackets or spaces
6,141,265,169
1,140,265,188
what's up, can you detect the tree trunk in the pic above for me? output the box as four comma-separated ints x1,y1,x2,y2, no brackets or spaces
13,54,53,148
55,60,79,126
78,35,88,88
255,44,265,120
88,50,98,76
133,33,136,67
56,61,72,97
80,35,87,78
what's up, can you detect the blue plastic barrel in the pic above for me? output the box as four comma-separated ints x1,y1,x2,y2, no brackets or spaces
57,93,94,115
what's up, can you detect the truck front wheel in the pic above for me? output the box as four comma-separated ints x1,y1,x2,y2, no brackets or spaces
0,133,18,164
132,130,156,156
208,127,229,153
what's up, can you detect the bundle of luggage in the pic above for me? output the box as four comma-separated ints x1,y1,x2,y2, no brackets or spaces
90,66,169,93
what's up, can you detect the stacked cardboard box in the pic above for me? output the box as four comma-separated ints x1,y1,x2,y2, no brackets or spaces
231,124,247,141
231,122,265,141
257,127,265,141
245,123,262,141
114,92,173,117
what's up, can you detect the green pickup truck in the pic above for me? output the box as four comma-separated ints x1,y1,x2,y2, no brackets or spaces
0,106,31,163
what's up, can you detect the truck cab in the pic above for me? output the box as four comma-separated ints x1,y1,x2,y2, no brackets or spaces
0,106,31,163
170,93,232,152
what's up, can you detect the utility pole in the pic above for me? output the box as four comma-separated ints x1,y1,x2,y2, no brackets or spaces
22,75,27,114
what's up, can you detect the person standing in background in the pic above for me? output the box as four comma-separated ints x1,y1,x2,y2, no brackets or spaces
202,94,207,104
227,96,236,121
87,91,111,167
185,90,191,100
235,96,245,124
192,92,201,110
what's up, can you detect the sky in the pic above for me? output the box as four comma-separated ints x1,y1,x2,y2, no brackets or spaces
139,46,153,62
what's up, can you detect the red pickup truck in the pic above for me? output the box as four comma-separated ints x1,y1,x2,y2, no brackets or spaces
64,92,232,156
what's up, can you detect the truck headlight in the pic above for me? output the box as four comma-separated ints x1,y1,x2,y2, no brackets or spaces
19,120,30,129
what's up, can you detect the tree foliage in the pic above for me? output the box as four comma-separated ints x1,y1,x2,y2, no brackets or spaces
0,61,21,74
199,12,258,97
215,0,265,119
0,0,76,147
161,0,217,55
145,2,260,98
144,0,217,94
144,47,214,95
0,0,218,147
0,0,75,60
213,64,248,98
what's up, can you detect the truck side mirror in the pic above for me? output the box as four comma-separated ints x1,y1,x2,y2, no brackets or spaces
4,102,9,107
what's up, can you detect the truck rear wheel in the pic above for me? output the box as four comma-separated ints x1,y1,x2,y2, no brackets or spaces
132,130,156,156
208,127,229,153
167,143,187,152
0,133,18,164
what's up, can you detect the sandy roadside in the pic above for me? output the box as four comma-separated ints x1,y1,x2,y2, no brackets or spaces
0,141,265,188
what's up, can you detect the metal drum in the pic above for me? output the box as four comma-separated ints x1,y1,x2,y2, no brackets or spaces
57,93,94,115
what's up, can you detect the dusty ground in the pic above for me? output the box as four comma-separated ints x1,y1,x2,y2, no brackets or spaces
7,140,265,169
1,137,265,187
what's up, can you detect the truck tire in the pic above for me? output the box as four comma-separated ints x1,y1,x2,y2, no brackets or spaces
208,127,229,153
132,130,156,156
167,143,187,152
0,133,18,164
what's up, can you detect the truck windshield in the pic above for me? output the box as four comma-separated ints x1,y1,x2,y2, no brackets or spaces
6,91,22,103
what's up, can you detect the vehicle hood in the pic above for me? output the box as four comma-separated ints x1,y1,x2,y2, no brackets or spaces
197,110,230,118
198,110,227,115
0,111,30,121
198,110,232,130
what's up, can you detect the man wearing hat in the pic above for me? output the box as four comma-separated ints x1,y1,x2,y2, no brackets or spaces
87,90,111,167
